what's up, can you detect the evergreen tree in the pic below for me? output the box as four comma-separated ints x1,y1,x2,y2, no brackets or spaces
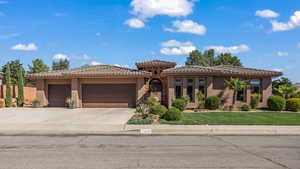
17,67,24,107
5,66,12,107
28,59,49,73
52,59,70,70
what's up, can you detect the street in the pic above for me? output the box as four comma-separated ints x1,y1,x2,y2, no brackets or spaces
0,135,299,169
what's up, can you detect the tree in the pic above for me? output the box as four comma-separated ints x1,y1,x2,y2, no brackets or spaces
214,53,242,66
272,77,293,95
225,77,247,105
275,85,297,99
1,60,25,85
28,59,49,73
185,49,243,67
17,67,25,107
52,59,70,70
5,65,12,107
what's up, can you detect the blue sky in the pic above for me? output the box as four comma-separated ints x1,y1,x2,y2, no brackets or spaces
0,0,299,82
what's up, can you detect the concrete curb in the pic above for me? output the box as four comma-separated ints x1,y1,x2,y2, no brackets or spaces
0,124,299,136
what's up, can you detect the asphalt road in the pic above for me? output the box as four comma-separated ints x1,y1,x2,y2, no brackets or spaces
0,135,299,169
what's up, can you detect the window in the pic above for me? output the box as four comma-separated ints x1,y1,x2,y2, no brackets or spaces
175,79,183,98
187,79,194,102
250,80,262,102
154,70,158,74
198,79,205,95
237,89,245,101
213,77,225,89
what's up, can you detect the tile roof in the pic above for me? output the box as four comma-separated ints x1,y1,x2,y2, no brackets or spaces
162,65,282,77
136,60,176,68
28,65,151,79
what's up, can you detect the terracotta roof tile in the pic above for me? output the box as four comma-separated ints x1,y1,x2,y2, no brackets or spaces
136,60,176,68
28,65,151,79
162,65,282,77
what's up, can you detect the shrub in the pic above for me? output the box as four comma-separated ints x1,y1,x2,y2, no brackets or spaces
66,97,76,108
250,94,260,109
267,95,286,111
164,107,183,121
240,104,251,111
32,98,41,108
286,98,300,112
136,103,149,115
0,99,5,108
149,104,168,117
127,118,153,125
197,91,205,108
205,96,220,110
12,102,17,107
172,98,188,111
145,97,160,106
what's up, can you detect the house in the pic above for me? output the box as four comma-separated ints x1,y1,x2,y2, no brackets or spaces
294,83,300,91
28,60,282,108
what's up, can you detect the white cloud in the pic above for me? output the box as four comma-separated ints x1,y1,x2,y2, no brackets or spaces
165,20,206,35
96,32,101,36
90,61,102,66
53,53,69,60
124,18,145,28
160,40,196,55
113,64,129,68
298,43,300,49
271,11,300,32
255,9,279,18
205,44,250,54
0,1,7,4
277,51,289,56
11,43,38,51
0,33,20,39
54,12,66,17
272,68,283,72
130,0,194,19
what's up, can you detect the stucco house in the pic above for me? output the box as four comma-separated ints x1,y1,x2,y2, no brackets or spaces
28,60,282,109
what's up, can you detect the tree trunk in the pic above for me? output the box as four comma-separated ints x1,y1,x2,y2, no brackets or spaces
232,91,236,106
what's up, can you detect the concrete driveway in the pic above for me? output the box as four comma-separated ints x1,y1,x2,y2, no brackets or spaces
0,108,134,131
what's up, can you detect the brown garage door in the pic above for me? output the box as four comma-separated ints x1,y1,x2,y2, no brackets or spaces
48,84,71,107
82,84,136,108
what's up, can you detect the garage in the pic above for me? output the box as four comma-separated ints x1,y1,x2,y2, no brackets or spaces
48,84,71,107
82,84,136,108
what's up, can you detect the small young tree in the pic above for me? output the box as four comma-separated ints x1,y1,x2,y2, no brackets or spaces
52,59,70,70
225,77,247,106
5,65,12,107
17,67,25,107
275,85,297,99
28,59,49,73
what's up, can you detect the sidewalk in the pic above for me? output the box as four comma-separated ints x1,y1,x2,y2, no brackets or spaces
0,124,299,135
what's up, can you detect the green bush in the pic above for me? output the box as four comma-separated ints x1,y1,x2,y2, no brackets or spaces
164,107,183,121
267,95,286,111
205,96,220,110
286,98,300,112
127,118,153,125
250,94,260,109
145,97,160,106
149,104,168,117
240,104,251,111
172,98,188,111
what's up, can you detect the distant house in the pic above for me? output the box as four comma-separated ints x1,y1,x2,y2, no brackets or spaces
28,60,282,109
294,83,300,91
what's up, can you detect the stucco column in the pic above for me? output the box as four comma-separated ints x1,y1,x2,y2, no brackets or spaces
136,78,147,106
167,76,175,108
206,77,213,97
182,78,187,98
36,79,47,106
71,78,80,108
261,77,272,108
194,78,199,104
246,86,251,104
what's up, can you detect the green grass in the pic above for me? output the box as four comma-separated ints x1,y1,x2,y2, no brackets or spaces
127,118,153,125
159,112,300,125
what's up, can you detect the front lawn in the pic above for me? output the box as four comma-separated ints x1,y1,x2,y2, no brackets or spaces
159,112,300,125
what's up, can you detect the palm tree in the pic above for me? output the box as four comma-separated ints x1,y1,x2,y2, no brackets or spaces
275,85,297,99
225,77,247,105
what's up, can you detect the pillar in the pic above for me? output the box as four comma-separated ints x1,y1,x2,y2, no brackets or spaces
36,79,47,106
71,78,80,108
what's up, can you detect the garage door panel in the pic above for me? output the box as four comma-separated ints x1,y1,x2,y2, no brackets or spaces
48,84,71,107
82,84,136,108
